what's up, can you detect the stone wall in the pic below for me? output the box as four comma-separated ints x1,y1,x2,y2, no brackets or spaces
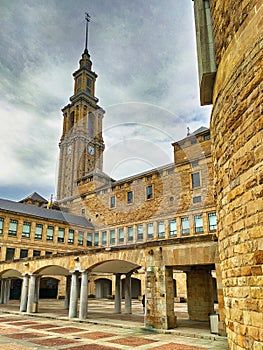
210,1,263,348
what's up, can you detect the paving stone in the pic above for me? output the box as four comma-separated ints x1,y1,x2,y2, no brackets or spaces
47,326,87,334
65,345,119,350
152,343,208,350
76,332,117,339
3,332,46,339
108,335,158,346
31,336,79,347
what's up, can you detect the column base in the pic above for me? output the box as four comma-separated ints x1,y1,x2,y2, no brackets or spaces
145,315,177,329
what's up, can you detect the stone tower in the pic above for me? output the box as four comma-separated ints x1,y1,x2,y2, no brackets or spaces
193,0,262,348
57,16,105,201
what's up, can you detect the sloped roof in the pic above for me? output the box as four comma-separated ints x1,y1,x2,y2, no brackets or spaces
19,192,48,204
191,126,209,135
0,198,93,229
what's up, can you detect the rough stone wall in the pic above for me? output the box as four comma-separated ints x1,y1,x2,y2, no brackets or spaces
210,1,263,348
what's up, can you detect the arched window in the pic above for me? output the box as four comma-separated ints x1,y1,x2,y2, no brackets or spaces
69,112,75,131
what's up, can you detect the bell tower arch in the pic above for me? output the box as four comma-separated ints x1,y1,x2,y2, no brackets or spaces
57,14,105,202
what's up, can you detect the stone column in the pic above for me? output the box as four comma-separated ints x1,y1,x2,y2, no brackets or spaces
20,274,29,312
186,269,214,321
2,279,10,304
69,271,79,318
64,276,71,310
0,279,4,304
114,273,121,314
215,262,226,336
33,277,40,313
79,271,88,320
124,273,132,314
145,248,176,329
27,274,37,313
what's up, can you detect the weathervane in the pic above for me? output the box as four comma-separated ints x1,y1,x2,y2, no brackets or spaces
85,12,91,52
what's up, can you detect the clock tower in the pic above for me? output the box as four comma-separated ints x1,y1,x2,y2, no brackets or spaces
57,14,105,201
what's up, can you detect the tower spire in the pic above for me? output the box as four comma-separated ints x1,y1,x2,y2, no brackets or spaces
85,12,91,53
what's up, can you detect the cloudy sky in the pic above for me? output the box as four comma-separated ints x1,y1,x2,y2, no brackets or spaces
0,0,212,201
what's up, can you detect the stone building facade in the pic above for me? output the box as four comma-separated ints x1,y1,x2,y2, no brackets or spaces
193,0,263,348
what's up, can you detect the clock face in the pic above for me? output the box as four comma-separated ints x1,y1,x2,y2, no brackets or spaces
67,145,72,154
88,146,95,155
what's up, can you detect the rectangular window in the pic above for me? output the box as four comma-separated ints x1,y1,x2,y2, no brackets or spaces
193,196,202,203
192,172,201,188
137,225,143,241
158,221,165,238
147,223,154,240
102,231,107,245
118,228,124,243
204,134,210,140
0,217,4,234
146,185,153,199
194,215,204,233
127,191,133,204
181,217,190,235
68,229,74,244
8,219,18,236
35,224,43,240
78,231,84,245
110,229,115,245
94,232,99,246
6,248,15,261
47,226,54,241
45,251,52,257
58,228,65,243
22,222,31,238
110,196,116,208
128,227,133,242
169,219,177,236
208,212,217,231
87,233,92,246
20,249,28,259
33,250,41,257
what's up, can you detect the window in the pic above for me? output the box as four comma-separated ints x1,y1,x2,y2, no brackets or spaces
193,196,202,203
158,221,165,238
181,217,190,235
47,226,54,241
87,233,92,246
6,248,15,261
146,185,153,199
204,134,210,140
147,223,154,240
0,217,4,234
33,250,41,257
127,191,133,204
128,227,133,242
169,219,177,236
208,212,217,231
110,229,115,245
8,219,18,236
68,229,74,244
118,228,124,243
94,232,99,246
102,231,107,245
81,208,86,215
86,76,92,94
45,251,52,257
137,225,143,241
110,196,116,208
20,249,28,259
194,215,204,233
77,77,82,88
22,222,31,238
167,168,174,175
35,224,43,240
78,231,84,245
191,138,197,144
191,172,201,188
58,228,65,243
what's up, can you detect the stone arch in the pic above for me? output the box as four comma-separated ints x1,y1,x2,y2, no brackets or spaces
33,265,70,276
0,269,22,278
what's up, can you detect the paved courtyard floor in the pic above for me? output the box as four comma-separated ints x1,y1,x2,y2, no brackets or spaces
0,299,228,349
